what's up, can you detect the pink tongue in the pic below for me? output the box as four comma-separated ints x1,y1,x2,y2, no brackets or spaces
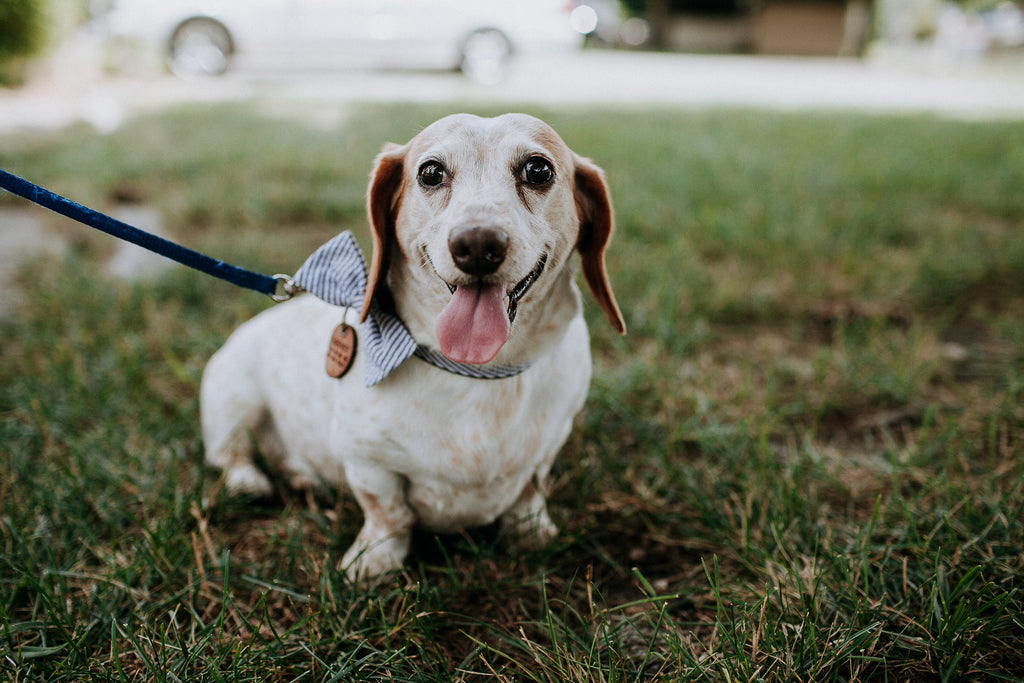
436,282,510,364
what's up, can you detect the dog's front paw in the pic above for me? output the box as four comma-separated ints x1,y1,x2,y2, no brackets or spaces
501,484,558,550
339,528,410,582
502,507,558,550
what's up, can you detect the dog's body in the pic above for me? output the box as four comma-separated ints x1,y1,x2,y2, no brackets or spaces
201,114,624,579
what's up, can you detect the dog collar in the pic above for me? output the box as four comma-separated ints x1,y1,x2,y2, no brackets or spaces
293,231,531,386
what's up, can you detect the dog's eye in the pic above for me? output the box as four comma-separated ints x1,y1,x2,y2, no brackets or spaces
521,157,554,186
418,161,446,188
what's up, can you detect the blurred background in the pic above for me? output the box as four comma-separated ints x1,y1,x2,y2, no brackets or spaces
1,0,1023,132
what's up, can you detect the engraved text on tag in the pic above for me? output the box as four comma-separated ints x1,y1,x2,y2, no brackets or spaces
326,323,357,378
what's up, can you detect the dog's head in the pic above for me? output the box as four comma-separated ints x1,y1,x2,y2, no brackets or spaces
362,113,625,365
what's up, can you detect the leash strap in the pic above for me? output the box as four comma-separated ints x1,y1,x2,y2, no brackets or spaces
0,168,295,301
1,168,532,384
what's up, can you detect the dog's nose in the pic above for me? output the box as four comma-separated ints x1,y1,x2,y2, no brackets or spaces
448,226,509,276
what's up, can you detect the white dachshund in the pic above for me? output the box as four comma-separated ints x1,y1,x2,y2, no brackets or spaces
200,113,625,579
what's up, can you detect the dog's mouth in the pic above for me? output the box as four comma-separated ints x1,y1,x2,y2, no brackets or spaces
435,255,547,365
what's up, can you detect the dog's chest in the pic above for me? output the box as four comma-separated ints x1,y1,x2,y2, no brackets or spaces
404,412,553,530
337,355,587,531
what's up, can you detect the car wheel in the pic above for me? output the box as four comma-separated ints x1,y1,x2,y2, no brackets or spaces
168,18,233,78
460,29,512,85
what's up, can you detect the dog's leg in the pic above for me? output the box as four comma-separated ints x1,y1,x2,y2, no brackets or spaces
203,418,275,497
500,477,558,550
339,467,415,581
200,355,274,497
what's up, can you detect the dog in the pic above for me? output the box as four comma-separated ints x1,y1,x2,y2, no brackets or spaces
200,113,625,579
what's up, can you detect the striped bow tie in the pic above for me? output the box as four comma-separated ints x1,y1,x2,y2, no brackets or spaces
292,231,530,386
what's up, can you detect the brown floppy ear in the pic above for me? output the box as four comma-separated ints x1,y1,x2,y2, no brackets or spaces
574,155,626,334
361,142,407,322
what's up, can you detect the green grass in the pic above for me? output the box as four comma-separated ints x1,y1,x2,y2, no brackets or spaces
2,103,1023,681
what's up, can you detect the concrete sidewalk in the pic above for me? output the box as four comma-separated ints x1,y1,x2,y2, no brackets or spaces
2,35,1023,136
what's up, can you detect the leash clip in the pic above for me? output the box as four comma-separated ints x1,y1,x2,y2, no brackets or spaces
270,274,301,302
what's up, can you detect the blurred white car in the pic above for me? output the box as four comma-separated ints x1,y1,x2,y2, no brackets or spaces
99,0,587,83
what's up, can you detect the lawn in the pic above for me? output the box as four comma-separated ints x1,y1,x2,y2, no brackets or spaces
1,103,1022,681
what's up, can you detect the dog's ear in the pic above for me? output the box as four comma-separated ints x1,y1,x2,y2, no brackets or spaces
361,142,407,322
574,155,626,334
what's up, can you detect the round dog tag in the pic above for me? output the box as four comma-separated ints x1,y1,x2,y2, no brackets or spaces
326,323,357,378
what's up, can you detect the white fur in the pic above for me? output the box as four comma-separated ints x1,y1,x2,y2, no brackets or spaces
200,114,624,580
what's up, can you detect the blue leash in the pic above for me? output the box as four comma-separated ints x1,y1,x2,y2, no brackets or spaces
0,168,296,301
0,167,534,383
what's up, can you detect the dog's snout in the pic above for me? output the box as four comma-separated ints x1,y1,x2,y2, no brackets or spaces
448,226,509,276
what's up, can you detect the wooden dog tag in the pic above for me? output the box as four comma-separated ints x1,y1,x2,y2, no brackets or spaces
326,323,357,378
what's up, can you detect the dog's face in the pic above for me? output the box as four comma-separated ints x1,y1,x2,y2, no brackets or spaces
362,113,625,365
